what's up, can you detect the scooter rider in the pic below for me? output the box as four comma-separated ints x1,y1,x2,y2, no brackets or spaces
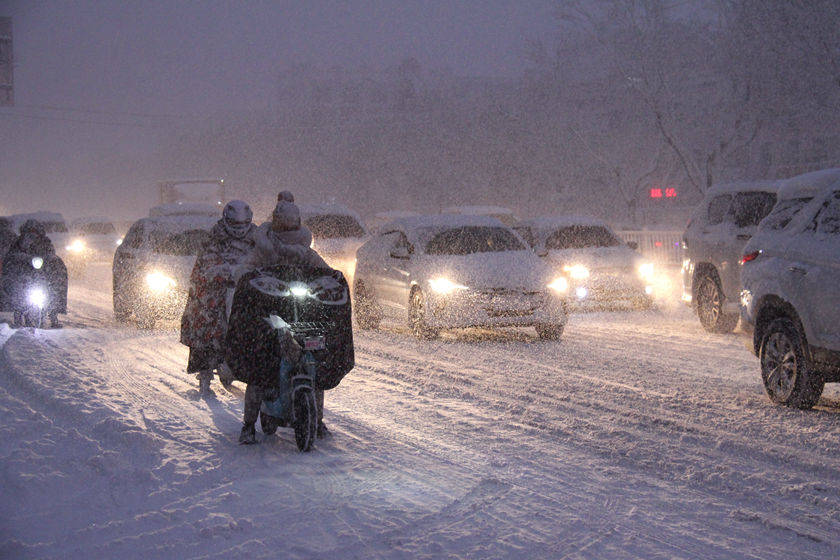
1,219,68,328
180,200,257,395
238,192,331,444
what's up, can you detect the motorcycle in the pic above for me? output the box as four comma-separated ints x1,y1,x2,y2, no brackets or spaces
1,253,67,329
225,265,354,451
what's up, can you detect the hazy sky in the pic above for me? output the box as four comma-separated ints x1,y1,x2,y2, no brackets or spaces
0,1,557,217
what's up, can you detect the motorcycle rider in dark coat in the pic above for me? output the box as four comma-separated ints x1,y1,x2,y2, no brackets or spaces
180,201,257,395
1,219,68,327
238,192,331,444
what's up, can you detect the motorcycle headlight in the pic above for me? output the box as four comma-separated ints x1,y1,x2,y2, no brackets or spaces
146,271,176,293
638,262,654,281
289,281,310,298
28,287,47,308
563,264,590,280
547,277,569,293
31,256,44,270
429,277,468,294
66,239,87,253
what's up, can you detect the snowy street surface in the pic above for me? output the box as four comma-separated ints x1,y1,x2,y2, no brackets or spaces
2,264,840,559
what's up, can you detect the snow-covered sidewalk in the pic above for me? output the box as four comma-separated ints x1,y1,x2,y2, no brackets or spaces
1,268,840,559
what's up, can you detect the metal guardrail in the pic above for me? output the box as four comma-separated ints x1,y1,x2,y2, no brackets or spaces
616,230,683,266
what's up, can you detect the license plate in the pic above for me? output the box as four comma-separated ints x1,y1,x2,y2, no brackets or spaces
304,336,326,351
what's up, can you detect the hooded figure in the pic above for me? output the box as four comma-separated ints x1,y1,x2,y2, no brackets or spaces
180,200,257,394
238,193,332,444
1,219,68,327
0,218,17,263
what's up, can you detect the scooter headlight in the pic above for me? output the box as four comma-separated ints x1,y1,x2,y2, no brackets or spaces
146,271,176,293
31,256,44,270
28,287,47,309
289,281,309,298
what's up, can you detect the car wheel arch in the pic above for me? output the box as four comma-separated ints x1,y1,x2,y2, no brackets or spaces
754,296,809,358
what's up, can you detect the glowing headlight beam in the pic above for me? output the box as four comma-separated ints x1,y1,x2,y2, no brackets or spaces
145,271,176,293
638,262,655,281
547,277,569,293
28,287,47,308
289,282,310,298
66,239,87,253
429,277,468,294
31,257,44,270
563,264,590,280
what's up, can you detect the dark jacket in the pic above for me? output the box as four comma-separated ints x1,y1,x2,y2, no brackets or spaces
0,231,67,313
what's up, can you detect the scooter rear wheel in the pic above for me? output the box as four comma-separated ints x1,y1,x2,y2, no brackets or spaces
293,389,317,452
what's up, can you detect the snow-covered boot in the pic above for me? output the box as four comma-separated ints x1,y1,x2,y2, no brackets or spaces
197,371,212,395
317,421,330,439
218,363,234,389
239,423,256,445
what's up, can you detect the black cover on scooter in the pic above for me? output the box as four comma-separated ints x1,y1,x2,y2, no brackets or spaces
0,252,68,314
224,265,354,391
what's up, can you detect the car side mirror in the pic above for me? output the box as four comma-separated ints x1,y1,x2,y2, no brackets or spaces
390,247,411,260
627,241,638,250
536,248,548,258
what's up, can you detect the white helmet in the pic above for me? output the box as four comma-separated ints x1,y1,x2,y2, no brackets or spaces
222,200,253,238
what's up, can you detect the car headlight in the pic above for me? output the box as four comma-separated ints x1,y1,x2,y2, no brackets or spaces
547,277,569,293
563,264,590,280
146,271,176,293
116,237,123,246
28,287,47,308
429,277,468,294
638,262,654,281
66,239,87,253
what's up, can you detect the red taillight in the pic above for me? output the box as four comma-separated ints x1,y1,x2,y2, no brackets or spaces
740,250,761,265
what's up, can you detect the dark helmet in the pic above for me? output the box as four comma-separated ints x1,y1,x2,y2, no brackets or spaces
19,219,46,237
222,200,253,239
277,191,294,203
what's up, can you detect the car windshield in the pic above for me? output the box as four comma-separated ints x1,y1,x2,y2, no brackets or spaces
304,214,366,238
78,222,117,235
760,197,812,231
151,229,210,256
545,225,622,249
425,226,525,255
43,221,68,233
731,192,777,228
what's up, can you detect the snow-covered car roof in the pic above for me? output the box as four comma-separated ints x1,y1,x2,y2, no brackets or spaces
140,214,218,233
299,203,363,221
383,214,515,248
70,216,114,228
9,211,66,228
443,205,515,216
777,168,840,200
705,180,783,197
149,203,220,218
515,215,609,232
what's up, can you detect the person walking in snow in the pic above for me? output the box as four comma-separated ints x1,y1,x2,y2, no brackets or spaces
238,191,333,444
180,200,257,395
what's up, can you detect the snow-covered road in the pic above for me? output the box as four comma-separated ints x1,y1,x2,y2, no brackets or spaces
2,265,840,559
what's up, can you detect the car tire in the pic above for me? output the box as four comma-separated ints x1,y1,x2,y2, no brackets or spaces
759,317,824,409
695,274,738,333
353,280,381,330
113,292,131,323
536,323,564,341
409,288,438,339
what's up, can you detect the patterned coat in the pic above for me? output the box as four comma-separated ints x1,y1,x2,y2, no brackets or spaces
180,221,256,367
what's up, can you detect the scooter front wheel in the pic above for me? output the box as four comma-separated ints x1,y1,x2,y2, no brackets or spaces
292,388,317,452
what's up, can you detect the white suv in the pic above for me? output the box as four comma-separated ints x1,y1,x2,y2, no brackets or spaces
681,182,780,332
740,169,840,408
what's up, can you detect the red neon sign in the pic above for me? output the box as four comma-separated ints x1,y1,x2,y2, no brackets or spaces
650,188,663,198
665,188,677,198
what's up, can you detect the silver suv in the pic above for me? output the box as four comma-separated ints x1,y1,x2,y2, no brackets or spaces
681,182,780,332
740,169,840,409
